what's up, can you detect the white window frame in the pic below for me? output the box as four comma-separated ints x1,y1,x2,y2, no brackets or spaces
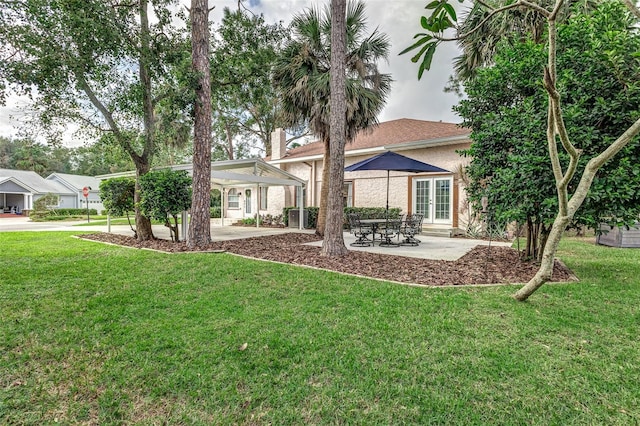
412,176,453,225
228,189,240,209
259,187,268,210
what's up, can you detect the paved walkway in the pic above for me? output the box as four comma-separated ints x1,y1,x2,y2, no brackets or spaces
0,216,512,261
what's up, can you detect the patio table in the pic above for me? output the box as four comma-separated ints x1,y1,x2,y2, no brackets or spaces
360,218,402,247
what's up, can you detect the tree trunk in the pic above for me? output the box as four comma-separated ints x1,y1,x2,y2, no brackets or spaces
321,0,348,257
514,213,570,301
187,0,212,248
135,0,156,242
315,138,331,237
512,6,640,300
134,163,154,241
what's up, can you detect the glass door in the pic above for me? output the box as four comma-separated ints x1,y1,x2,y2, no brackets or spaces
412,177,452,224
245,189,252,215
433,178,451,224
414,179,431,222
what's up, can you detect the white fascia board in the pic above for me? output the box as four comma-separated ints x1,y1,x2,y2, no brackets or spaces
0,177,38,193
46,174,77,192
384,134,471,151
95,170,136,180
268,135,471,165
210,171,304,187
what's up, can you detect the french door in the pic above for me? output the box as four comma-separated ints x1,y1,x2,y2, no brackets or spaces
412,177,453,224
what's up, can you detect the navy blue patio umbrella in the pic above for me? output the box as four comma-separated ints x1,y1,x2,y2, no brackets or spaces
344,151,449,215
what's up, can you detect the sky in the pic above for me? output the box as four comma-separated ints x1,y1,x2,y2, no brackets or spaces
0,0,466,147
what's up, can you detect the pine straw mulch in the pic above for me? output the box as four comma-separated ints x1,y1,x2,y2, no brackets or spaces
78,232,577,287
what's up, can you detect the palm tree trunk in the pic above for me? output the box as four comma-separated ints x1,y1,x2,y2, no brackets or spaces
315,138,331,237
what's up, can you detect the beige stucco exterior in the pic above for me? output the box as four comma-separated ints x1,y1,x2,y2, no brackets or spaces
264,141,472,233
213,120,474,234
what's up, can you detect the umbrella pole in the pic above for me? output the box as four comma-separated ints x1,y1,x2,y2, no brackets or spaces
386,170,390,218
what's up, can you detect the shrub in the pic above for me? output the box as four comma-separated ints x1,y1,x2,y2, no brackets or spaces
53,208,98,216
139,169,192,242
210,206,221,218
281,207,400,229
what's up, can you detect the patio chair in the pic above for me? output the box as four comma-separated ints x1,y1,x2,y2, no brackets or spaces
377,214,402,247
399,213,424,246
348,213,373,247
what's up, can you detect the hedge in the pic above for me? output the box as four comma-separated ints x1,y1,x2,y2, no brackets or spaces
281,206,402,229
52,208,98,216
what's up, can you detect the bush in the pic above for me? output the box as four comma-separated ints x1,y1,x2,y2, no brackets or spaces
53,208,98,216
343,207,402,220
281,207,402,229
210,206,221,218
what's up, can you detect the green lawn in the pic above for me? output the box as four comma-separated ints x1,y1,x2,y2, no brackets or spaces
1,232,639,424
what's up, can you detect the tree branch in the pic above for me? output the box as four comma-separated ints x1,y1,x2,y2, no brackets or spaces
75,72,141,163
568,116,640,216
434,0,551,42
622,0,640,19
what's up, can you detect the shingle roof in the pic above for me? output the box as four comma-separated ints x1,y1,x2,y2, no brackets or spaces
0,168,73,194
272,118,470,161
46,173,101,192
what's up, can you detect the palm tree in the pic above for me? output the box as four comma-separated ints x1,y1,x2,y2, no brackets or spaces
272,0,391,237
450,0,599,85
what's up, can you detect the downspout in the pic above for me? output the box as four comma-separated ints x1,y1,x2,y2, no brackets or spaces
303,161,315,206
298,184,304,230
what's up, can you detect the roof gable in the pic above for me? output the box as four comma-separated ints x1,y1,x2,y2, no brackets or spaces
46,173,101,191
0,168,72,194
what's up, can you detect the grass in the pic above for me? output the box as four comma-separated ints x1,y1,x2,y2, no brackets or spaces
1,232,639,424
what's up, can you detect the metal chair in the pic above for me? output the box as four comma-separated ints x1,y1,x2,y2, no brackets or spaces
399,213,424,246
347,213,373,247
377,214,402,247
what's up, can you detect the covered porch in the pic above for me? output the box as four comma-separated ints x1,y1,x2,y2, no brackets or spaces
97,158,307,238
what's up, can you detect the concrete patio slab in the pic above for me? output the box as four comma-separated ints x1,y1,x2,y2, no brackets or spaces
1,216,512,261
307,232,512,261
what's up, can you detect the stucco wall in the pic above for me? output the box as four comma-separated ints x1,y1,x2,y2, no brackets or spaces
344,144,471,214
264,141,473,229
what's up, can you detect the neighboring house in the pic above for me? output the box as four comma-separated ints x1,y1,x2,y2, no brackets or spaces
0,168,74,213
0,169,104,214
46,173,105,213
265,118,472,235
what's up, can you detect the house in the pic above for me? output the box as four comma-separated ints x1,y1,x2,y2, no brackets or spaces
46,173,104,213
0,168,103,214
264,118,472,235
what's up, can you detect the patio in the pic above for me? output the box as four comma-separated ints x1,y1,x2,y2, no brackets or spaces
0,215,511,261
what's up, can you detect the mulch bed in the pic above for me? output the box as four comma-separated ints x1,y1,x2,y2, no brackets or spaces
78,232,577,287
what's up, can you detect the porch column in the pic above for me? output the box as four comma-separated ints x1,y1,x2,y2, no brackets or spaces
181,210,188,241
255,185,260,228
221,187,225,226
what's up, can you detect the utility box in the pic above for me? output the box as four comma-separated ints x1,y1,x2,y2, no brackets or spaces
597,223,640,248
288,209,309,228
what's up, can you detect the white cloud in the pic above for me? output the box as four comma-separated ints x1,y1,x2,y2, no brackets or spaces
0,1,465,144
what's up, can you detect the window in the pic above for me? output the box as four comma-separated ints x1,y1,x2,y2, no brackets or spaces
228,189,240,209
259,187,268,210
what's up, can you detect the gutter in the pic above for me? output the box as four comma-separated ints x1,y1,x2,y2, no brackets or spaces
268,134,471,165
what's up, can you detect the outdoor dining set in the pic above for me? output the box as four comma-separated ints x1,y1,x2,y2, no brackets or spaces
347,213,424,248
